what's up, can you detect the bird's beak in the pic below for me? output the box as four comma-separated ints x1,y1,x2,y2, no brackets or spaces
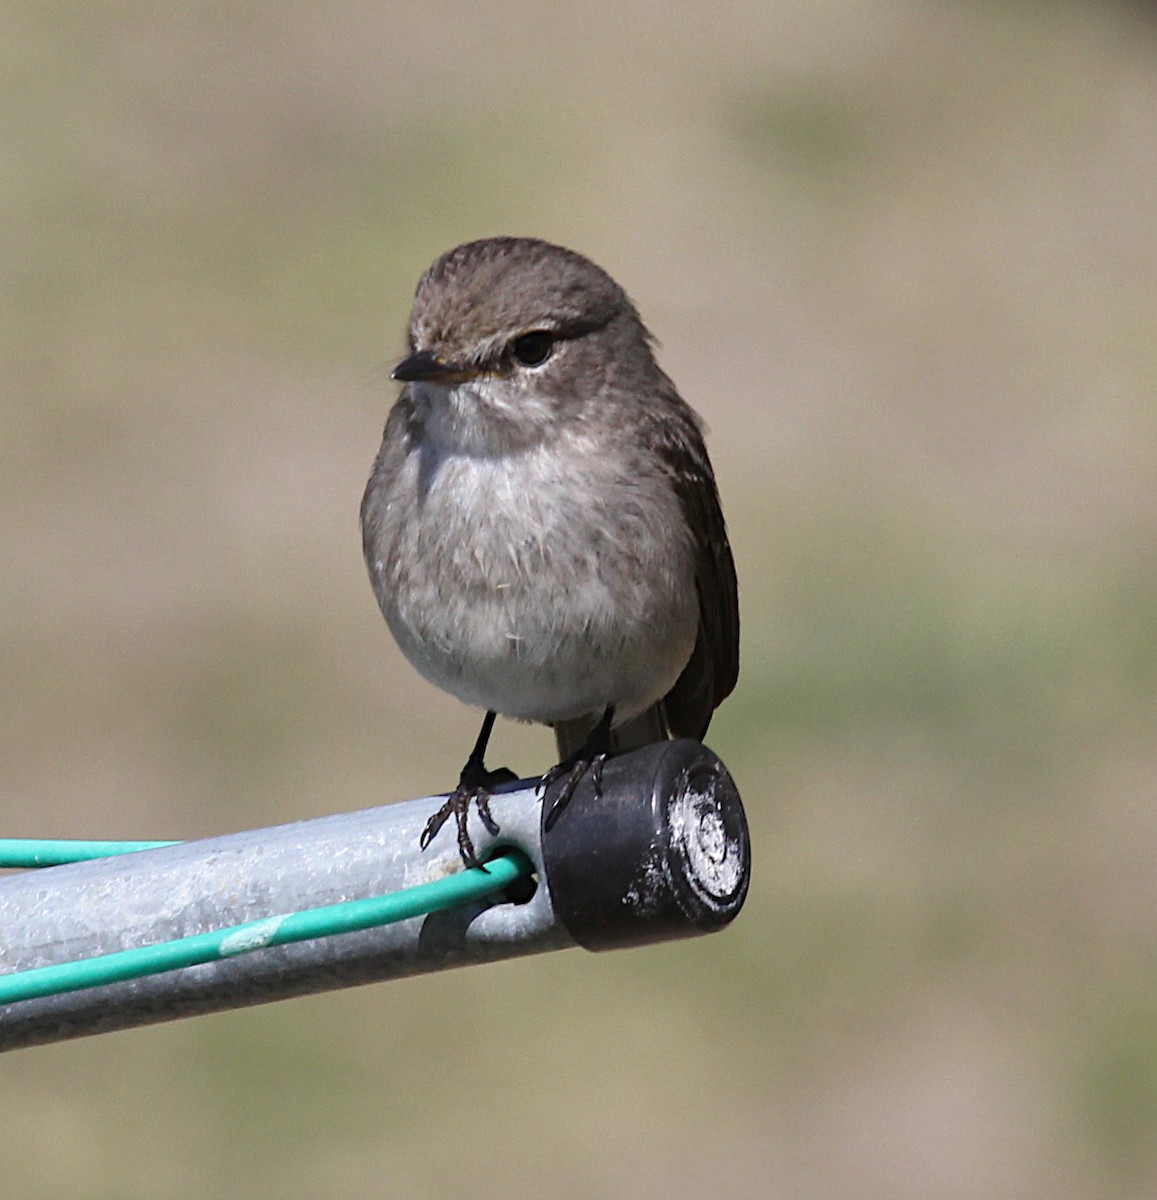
391,350,481,384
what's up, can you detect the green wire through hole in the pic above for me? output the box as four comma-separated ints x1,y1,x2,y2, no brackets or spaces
0,848,535,1007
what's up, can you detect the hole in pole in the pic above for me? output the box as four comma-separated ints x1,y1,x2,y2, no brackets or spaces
482,846,538,905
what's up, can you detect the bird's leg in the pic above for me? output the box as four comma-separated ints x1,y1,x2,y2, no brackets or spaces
540,706,615,831
420,711,517,867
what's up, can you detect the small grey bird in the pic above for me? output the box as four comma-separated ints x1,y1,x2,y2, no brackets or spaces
361,237,738,864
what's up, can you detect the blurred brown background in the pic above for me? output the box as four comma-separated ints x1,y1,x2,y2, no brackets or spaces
3,2,1156,1196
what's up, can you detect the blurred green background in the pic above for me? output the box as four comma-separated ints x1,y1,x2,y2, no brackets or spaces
3,2,1156,1196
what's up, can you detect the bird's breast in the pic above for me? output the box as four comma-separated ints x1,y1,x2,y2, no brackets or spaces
365,432,698,722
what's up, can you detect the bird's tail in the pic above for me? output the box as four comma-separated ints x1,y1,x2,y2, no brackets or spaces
553,702,670,762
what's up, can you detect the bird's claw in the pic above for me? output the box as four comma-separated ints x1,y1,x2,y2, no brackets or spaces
420,771,508,867
540,751,607,831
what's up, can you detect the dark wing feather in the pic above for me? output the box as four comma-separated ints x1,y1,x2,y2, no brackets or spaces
652,394,739,741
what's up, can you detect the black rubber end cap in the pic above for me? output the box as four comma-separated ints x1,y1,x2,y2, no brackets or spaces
540,739,750,951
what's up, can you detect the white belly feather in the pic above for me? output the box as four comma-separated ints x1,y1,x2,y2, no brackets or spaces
368,434,698,725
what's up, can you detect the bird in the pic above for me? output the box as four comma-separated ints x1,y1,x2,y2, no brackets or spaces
360,237,738,865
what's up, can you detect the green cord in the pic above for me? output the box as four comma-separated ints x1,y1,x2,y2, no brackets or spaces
0,849,533,1007
0,839,178,868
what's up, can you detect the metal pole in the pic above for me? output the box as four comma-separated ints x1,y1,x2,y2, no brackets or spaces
0,740,749,1052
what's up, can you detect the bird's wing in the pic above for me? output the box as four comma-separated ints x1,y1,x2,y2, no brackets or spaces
654,397,740,741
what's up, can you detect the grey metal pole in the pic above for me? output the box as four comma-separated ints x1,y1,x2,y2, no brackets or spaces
0,740,749,1052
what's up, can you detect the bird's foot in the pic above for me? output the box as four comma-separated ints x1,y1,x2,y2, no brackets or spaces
420,763,517,868
539,707,615,831
540,752,608,831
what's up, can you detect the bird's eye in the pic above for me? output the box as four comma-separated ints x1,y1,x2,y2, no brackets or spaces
511,331,555,367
